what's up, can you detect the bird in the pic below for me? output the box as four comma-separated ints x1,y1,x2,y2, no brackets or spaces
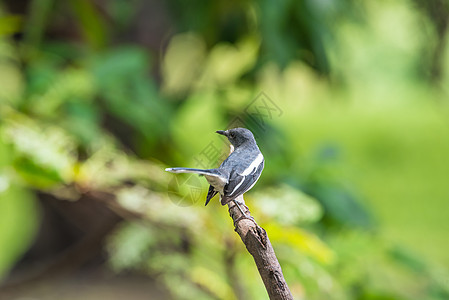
165,128,264,218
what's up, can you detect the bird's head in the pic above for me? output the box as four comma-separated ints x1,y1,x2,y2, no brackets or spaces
216,128,256,148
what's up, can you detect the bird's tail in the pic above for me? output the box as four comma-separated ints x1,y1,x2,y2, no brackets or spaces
165,167,221,177
166,167,226,206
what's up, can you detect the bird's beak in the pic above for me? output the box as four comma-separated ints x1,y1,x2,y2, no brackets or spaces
216,130,227,136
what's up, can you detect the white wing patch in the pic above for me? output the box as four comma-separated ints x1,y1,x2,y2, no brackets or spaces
240,153,264,176
243,173,261,193
229,176,245,196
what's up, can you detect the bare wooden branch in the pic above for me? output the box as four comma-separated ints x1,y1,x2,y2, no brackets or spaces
227,195,293,300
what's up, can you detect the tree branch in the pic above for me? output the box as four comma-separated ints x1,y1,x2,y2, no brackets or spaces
227,195,293,300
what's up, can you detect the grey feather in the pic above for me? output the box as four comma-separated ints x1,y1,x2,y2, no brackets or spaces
165,128,264,206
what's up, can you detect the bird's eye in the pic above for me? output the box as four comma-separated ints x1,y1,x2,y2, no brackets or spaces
230,132,235,138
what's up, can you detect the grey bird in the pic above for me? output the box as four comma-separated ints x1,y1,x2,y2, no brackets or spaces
165,128,264,212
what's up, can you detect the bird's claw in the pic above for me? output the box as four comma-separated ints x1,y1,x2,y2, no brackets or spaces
229,200,257,228
233,214,256,227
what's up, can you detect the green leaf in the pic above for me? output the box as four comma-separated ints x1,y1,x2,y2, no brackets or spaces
0,14,23,36
68,0,108,50
313,184,375,230
0,40,23,105
2,115,77,185
13,157,63,188
0,184,39,279
107,222,156,271
265,223,335,264
255,184,323,224
161,33,207,97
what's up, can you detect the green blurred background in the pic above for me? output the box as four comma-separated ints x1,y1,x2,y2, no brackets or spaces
1,0,449,299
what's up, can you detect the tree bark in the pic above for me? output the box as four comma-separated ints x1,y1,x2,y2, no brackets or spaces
227,195,293,300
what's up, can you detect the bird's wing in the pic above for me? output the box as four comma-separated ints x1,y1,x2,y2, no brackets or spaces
205,185,218,206
221,158,264,205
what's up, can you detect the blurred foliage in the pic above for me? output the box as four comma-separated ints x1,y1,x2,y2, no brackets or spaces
1,0,449,299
